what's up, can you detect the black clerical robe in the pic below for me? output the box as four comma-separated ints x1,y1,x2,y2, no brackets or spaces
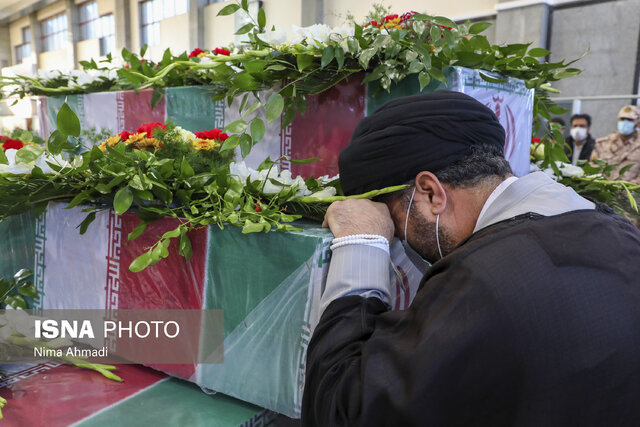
302,206,640,426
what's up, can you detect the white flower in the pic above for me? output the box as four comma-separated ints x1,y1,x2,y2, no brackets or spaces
257,28,287,46
229,161,259,183
35,153,79,174
0,149,33,174
37,69,63,80
258,24,353,48
175,126,197,143
309,187,337,199
556,161,584,178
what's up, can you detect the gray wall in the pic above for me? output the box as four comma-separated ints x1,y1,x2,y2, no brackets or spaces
548,0,640,139
0,25,10,69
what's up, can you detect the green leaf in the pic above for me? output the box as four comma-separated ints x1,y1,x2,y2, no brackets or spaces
57,102,81,137
468,22,492,34
289,157,321,164
235,23,254,35
0,147,7,165
241,0,248,10
113,186,133,215
335,47,345,69
429,67,446,84
16,145,44,164
479,71,507,83
140,44,148,57
5,295,27,309
296,54,313,71
128,220,148,240
225,119,248,133
66,192,90,209
358,47,377,69
17,283,38,298
13,268,33,283
77,211,97,235
250,117,266,141
433,16,457,29
46,130,73,155
151,87,165,109
233,72,260,90
162,227,182,239
239,133,253,157
321,45,335,68
408,61,424,74
418,71,431,90
258,7,266,28
129,251,152,272
243,101,263,118
180,157,195,178
265,93,284,123
456,51,485,64
217,4,240,16
220,134,240,152
265,64,287,71
244,60,267,74
552,68,581,79
528,47,551,57
179,227,193,259
242,220,265,234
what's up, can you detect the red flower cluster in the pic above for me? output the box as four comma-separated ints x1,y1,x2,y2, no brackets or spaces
189,48,206,58
213,47,231,56
119,131,131,141
532,137,544,144
136,122,166,136
1,138,24,151
194,128,229,141
364,11,418,28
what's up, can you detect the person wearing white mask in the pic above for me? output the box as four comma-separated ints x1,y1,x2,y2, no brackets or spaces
563,114,595,165
594,105,640,184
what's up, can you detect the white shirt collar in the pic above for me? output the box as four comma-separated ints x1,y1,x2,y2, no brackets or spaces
474,176,518,233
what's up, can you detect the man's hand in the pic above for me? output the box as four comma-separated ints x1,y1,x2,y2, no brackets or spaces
322,199,395,243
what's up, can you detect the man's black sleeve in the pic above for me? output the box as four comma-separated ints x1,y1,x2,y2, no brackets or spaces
301,271,520,426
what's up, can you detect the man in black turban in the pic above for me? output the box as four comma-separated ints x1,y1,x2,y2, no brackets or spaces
302,90,640,426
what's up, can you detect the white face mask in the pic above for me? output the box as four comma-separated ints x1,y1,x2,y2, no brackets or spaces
570,127,588,141
401,187,442,267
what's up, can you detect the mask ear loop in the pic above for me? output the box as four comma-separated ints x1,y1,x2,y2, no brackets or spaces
436,214,443,259
403,187,416,243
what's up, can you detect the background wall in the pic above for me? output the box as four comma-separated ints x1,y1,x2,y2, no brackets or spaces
0,0,638,137
549,0,640,139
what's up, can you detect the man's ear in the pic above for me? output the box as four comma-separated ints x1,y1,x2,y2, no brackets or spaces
414,171,447,215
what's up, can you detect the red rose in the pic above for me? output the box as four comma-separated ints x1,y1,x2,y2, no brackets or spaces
369,20,378,27
2,139,24,151
383,14,399,21
194,128,228,141
189,48,205,58
213,47,231,56
136,122,166,136
532,137,541,143
119,131,131,141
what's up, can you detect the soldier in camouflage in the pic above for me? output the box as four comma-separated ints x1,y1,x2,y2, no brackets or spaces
593,105,640,184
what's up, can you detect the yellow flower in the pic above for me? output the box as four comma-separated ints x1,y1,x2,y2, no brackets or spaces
134,137,163,150
192,138,221,151
197,52,207,58
98,135,122,151
124,132,146,145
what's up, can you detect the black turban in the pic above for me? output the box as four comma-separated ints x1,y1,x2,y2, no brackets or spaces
339,90,506,195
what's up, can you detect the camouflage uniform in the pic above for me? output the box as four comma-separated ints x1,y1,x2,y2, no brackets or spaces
593,106,640,184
